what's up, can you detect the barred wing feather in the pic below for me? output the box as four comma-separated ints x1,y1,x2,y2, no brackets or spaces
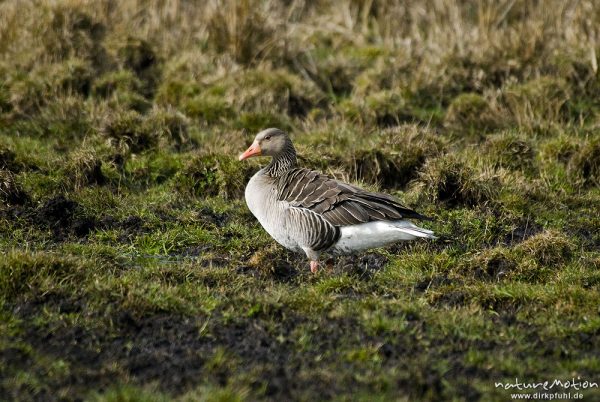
276,168,430,227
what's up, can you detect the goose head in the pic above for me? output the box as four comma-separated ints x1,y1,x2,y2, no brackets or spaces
239,128,291,161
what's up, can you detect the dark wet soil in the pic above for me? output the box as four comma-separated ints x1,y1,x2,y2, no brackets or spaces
3,295,491,402
0,148,20,172
334,252,389,279
97,214,149,238
475,254,517,282
36,195,96,239
0,195,97,240
0,193,159,243
503,218,543,245
197,206,228,228
82,159,106,186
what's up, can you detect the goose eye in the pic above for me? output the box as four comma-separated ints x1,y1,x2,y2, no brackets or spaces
264,136,271,140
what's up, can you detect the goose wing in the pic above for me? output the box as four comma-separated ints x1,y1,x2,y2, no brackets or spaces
276,168,430,227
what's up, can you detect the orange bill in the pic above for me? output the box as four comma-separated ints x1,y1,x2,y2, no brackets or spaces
239,141,262,160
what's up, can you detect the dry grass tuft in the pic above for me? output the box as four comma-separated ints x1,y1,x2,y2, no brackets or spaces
483,132,536,172
205,0,284,66
568,137,600,187
540,135,579,165
64,148,106,190
0,145,20,173
465,247,519,282
503,77,570,130
145,107,190,150
5,72,48,117
0,169,29,205
99,107,190,153
463,230,574,283
176,153,255,200
414,155,501,207
100,110,156,153
92,70,143,98
91,69,150,112
5,58,93,118
516,230,574,267
43,6,107,63
350,125,444,189
35,95,92,140
221,68,326,117
157,67,325,128
354,90,410,127
444,92,503,133
47,57,95,96
115,37,161,97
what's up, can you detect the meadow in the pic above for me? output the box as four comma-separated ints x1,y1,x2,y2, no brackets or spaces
1,0,599,400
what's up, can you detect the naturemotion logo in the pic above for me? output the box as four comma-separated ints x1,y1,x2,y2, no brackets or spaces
495,378,598,392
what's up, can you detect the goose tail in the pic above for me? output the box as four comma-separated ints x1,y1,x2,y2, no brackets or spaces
332,220,436,254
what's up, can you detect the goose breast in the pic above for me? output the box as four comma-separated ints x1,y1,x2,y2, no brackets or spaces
245,170,339,254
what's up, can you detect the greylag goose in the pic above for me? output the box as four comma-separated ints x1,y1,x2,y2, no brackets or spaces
239,128,436,273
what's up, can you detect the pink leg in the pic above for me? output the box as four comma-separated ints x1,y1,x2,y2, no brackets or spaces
310,260,319,273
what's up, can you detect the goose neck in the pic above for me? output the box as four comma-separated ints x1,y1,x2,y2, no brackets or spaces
265,145,297,177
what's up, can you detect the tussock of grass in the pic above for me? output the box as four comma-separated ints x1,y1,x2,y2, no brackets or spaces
516,230,574,267
100,110,156,153
4,73,48,118
0,169,29,205
115,37,160,97
40,6,108,66
483,132,536,172
218,68,325,118
176,153,255,200
465,247,519,282
4,60,97,120
568,137,600,188
99,108,188,154
504,77,570,130
414,155,500,207
92,68,137,92
145,107,190,150
356,90,410,127
0,251,87,302
157,68,324,129
297,49,366,98
463,230,574,284
444,92,503,133
351,126,443,189
91,69,144,101
541,135,579,165
63,148,106,190
205,0,282,66
0,145,20,172
180,95,234,125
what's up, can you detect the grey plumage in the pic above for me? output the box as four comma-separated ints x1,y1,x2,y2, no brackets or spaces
277,168,431,226
240,128,435,271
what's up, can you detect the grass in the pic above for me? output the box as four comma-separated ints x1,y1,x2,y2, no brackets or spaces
1,0,600,401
